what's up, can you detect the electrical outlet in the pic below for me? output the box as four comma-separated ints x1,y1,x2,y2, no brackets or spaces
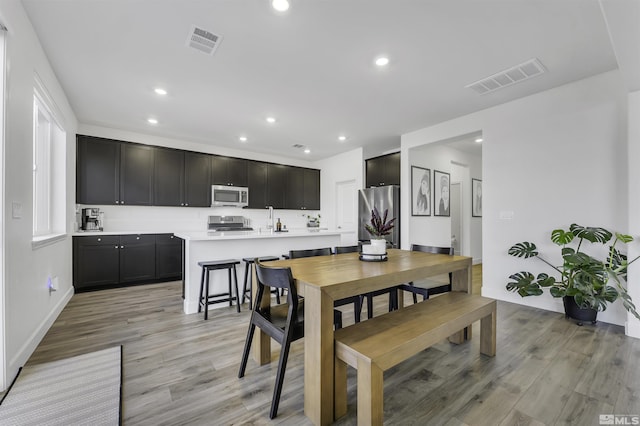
12,202,22,219
48,276,58,292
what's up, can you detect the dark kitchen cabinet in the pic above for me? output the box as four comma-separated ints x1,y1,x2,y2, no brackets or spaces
303,168,320,210
247,161,268,209
365,152,400,188
155,234,183,279
154,147,184,206
286,167,320,210
120,143,154,205
77,135,155,206
76,135,120,205
184,152,212,207
211,155,248,187
154,148,211,207
73,234,183,291
73,235,121,290
119,234,156,283
266,163,288,209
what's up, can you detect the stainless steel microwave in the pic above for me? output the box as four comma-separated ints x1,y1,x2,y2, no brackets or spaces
211,185,249,207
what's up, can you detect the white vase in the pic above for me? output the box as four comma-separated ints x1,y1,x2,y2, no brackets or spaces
369,238,387,255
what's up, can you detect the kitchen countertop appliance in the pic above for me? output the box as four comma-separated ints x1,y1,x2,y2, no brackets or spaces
207,216,253,233
81,207,103,231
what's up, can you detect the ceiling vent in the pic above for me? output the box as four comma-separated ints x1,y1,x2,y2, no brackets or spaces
465,58,546,95
292,144,304,149
186,25,222,55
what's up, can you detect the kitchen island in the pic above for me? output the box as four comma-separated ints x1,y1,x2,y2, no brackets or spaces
174,229,343,314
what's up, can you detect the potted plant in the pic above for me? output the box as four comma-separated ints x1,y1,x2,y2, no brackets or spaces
506,223,640,324
363,208,395,255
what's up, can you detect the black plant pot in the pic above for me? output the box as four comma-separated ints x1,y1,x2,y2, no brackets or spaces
563,296,597,325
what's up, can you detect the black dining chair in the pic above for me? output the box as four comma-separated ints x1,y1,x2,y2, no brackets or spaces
238,261,341,419
289,248,363,324
400,244,454,304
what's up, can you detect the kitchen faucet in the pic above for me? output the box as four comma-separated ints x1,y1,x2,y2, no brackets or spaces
266,206,274,231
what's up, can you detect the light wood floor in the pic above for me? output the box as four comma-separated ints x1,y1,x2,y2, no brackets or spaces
24,264,640,425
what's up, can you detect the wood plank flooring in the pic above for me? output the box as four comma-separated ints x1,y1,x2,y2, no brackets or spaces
22,264,640,425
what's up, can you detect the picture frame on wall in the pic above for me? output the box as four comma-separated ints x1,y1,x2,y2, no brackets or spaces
472,178,482,217
434,170,450,217
411,166,431,216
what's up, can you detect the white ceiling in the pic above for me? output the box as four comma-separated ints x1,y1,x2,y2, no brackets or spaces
20,0,633,160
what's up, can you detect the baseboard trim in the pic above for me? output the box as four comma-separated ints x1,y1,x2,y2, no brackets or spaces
5,286,74,390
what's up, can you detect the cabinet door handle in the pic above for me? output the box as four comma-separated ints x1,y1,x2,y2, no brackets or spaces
115,200,119,204
120,245,124,249
185,203,189,206
115,245,119,249
98,238,102,242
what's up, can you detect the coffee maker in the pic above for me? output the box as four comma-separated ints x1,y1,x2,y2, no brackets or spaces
81,208,103,231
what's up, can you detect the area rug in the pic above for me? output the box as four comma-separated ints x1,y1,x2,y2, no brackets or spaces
0,346,122,425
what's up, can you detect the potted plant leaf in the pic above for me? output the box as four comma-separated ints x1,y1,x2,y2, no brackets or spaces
363,208,395,255
506,223,640,324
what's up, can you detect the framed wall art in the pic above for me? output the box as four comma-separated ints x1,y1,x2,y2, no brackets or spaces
411,166,431,216
472,178,482,217
434,170,450,217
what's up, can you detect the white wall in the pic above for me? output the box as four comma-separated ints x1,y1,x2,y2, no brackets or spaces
0,0,78,389
627,90,640,338
314,147,364,245
408,143,482,263
402,70,633,328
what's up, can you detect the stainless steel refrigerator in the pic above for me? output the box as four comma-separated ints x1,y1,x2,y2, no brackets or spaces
358,185,400,248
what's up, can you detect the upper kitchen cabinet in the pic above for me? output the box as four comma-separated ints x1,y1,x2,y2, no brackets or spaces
211,155,248,187
184,151,212,207
285,167,320,210
266,163,288,209
119,143,154,205
77,135,154,205
153,147,184,206
77,135,120,205
247,160,268,209
365,152,400,187
154,148,211,207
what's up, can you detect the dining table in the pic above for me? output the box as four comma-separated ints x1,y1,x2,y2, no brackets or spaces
251,248,473,425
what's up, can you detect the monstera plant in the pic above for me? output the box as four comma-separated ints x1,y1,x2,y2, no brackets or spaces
506,224,640,322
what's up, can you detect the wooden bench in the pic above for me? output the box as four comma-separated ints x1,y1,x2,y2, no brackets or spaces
333,291,496,425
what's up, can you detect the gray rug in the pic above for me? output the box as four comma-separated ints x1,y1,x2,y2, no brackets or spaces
0,346,122,426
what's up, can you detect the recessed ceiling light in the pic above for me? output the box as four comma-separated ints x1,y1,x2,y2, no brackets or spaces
338,135,347,142
147,118,158,124
375,56,389,67
239,136,248,142
475,138,483,143
272,0,289,11
154,88,167,95
266,117,276,124
304,148,311,154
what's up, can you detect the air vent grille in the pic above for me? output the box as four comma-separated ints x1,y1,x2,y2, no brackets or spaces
186,25,222,55
292,144,304,148
466,58,546,95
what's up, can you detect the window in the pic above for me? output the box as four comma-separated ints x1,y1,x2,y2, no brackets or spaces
33,79,66,240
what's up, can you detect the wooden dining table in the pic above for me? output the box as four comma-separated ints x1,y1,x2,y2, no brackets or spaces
252,248,473,426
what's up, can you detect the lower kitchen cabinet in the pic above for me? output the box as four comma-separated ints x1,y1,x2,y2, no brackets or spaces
119,234,156,283
73,233,182,292
155,234,183,279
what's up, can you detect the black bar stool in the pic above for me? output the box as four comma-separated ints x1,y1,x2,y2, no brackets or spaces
198,259,241,320
242,256,280,308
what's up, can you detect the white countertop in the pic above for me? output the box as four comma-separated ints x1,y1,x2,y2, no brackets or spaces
73,229,346,240
175,229,344,241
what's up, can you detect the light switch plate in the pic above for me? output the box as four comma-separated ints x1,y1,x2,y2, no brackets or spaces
12,202,22,219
